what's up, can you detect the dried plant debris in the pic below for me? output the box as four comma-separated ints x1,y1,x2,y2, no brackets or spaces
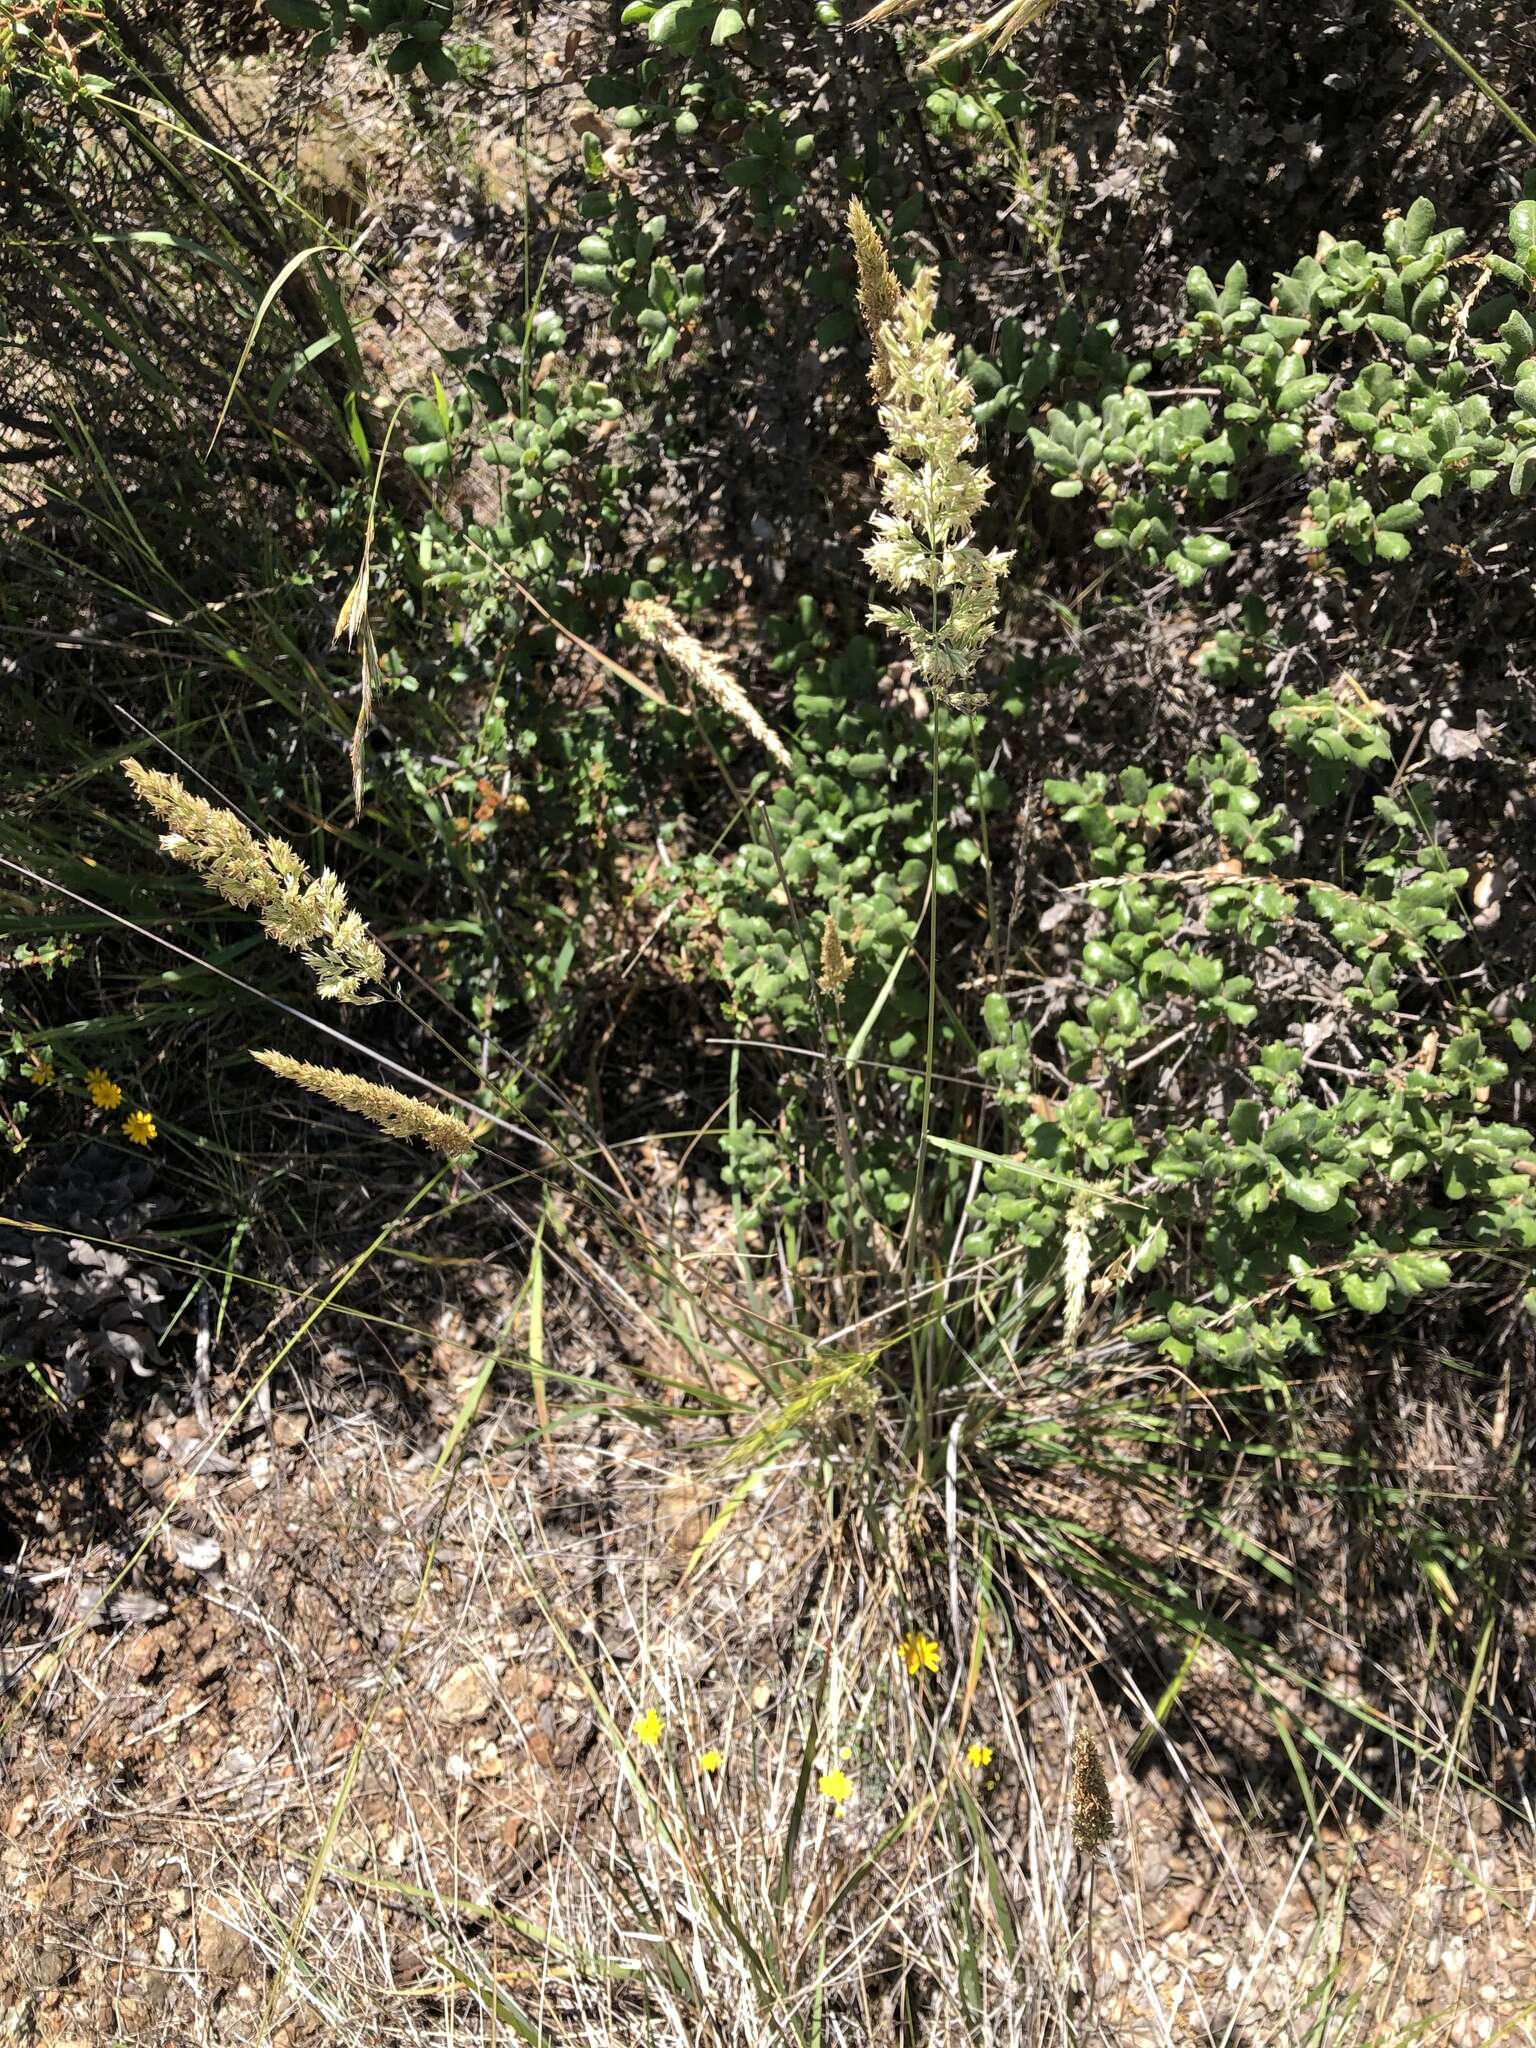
0,1142,168,1402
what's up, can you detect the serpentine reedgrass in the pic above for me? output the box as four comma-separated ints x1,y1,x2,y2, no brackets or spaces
818,913,853,1001
848,197,900,398
624,597,793,772
123,760,386,1004
849,206,1012,704
251,1051,475,1157
1069,1721,1114,2009
1061,1184,1108,1351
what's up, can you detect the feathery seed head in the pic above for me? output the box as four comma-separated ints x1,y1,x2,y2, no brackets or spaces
847,197,901,398
818,915,853,999
856,268,1011,702
252,1051,474,1158
625,599,792,772
124,760,385,1005
1061,1183,1108,1350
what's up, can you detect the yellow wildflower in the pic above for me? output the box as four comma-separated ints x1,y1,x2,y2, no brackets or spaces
898,1630,941,1678
965,1741,993,1772
696,1748,724,1774
122,1110,157,1147
86,1068,123,1110
26,1059,55,1087
818,1767,853,1809
634,1709,664,1749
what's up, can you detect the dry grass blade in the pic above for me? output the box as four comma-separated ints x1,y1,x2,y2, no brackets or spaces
335,560,383,823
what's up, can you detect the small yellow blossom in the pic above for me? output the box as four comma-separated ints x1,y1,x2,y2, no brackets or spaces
696,1748,723,1774
86,1068,123,1110
634,1709,664,1749
898,1630,940,1678
965,1742,993,1772
818,1767,853,1809
122,1110,157,1147
26,1059,55,1087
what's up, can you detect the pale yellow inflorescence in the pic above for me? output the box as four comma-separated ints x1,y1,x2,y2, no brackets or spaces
847,197,901,399
624,598,793,773
1061,1184,1107,1351
124,760,386,1005
252,1050,474,1158
850,210,1012,703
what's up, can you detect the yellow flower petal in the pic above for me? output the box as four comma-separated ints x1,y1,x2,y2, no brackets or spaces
818,1767,853,1807
634,1708,664,1749
898,1630,940,1677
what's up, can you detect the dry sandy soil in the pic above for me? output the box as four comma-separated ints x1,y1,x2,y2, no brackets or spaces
3,1206,1536,2045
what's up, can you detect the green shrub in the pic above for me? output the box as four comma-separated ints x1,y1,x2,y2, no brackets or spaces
966,196,1536,580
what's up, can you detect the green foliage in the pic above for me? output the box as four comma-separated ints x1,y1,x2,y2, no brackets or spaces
922,53,1033,140
576,138,707,368
1195,595,1274,688
682,586,1533,1372
963,308,1140,433
966,198,1536,579
267,0,459,80
400,313,627,597
621,0,751,54
682,601,1005,1235
1269,684,1391,803
964,746,1533,1376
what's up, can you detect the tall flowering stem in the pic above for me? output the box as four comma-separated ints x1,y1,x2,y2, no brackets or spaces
851,211,1011,703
